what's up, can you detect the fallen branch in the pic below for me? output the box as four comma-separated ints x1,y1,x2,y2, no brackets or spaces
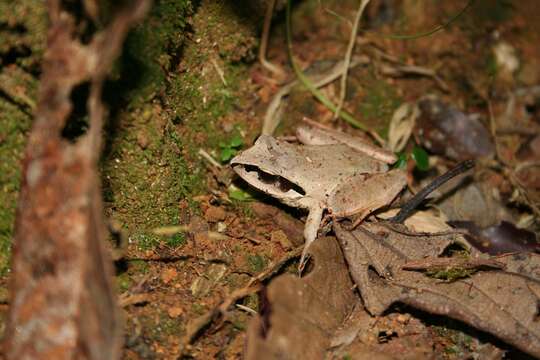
4,1,150,359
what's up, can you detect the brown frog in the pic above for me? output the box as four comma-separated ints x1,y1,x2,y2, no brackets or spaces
231,124,407,265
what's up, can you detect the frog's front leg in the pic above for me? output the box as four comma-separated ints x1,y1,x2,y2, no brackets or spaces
299,204,325,270
329,169,407,223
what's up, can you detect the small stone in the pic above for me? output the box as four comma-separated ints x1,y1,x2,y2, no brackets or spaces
204,206,227,222
167,306,184,318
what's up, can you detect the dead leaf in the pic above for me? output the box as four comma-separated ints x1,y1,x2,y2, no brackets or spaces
402,257,505,272
436,180,512,228
245,237,359,359
450,220,540,255
335,222,540,358
417,98,495,161
388,102,419,153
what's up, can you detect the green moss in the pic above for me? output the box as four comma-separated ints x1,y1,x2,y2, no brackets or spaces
231,315,247,331
102,1,259,256
102,109,205,251
0,0,48,70
116,0,194,102
426,267,475,282
130,259,150,274
0,102,30,275
159,313,184,336
165,232,186,247
0,0,47,276
485,53,498,78
355,72,402,136
247,254,267,273
242,293,259,312
116,272,132,292
140,310,184,342
191,303,206,315
434,324,474,356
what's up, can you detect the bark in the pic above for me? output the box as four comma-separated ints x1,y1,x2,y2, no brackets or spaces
4,1,150,359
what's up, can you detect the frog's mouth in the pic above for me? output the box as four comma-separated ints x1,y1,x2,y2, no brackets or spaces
233,164,306,200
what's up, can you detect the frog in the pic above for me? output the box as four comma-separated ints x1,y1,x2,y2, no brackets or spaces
230,123,407,266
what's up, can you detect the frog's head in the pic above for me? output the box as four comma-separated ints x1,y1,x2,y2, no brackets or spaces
230,135,308,207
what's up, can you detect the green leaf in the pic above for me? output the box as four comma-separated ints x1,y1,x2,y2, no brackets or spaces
220,148,236,162
411,146,429,171
229,134,243,148
228,187,253,201
393,152,408,169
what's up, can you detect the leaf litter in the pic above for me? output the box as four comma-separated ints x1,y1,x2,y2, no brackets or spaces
193,2,540,358
5,1,540,358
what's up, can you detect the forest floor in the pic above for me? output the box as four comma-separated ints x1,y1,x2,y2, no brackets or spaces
1,0,539,359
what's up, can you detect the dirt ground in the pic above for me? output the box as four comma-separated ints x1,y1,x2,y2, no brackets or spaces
1,0,539,359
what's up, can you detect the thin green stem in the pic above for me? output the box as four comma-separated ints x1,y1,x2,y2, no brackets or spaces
380,0,474,40
286,0,367,131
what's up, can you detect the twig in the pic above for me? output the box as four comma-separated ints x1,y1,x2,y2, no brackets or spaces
285,0,370,133
317,0,352,27
381,221,469,237
198,148,222,168
378,0,475,40
211,58,227,86
334,0,370,120
390,160,475,223
118,293,152,307
259,0,286,79
235,304,258,315
262,55,370,135
379,63,449,92
178,246,303,356
152,224,231,242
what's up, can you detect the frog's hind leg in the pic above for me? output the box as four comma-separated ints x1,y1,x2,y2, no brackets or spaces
299,205,324,272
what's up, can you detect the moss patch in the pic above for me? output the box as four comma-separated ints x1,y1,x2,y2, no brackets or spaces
0,0,47,275
102,0,258,254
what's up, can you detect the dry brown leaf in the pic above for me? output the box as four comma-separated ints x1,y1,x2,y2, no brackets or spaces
387,102,419,153
245,237,359,359
335,222,540,358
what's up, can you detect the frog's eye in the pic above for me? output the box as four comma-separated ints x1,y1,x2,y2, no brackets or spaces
238,165,306,198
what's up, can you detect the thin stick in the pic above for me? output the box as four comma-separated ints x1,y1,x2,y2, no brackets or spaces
390,160,475,223
285,0,370,133
178,246,303,355
334,0,370,120
198,148,222,168
380,0,475,40
262,55,370,135
259,0,286,79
